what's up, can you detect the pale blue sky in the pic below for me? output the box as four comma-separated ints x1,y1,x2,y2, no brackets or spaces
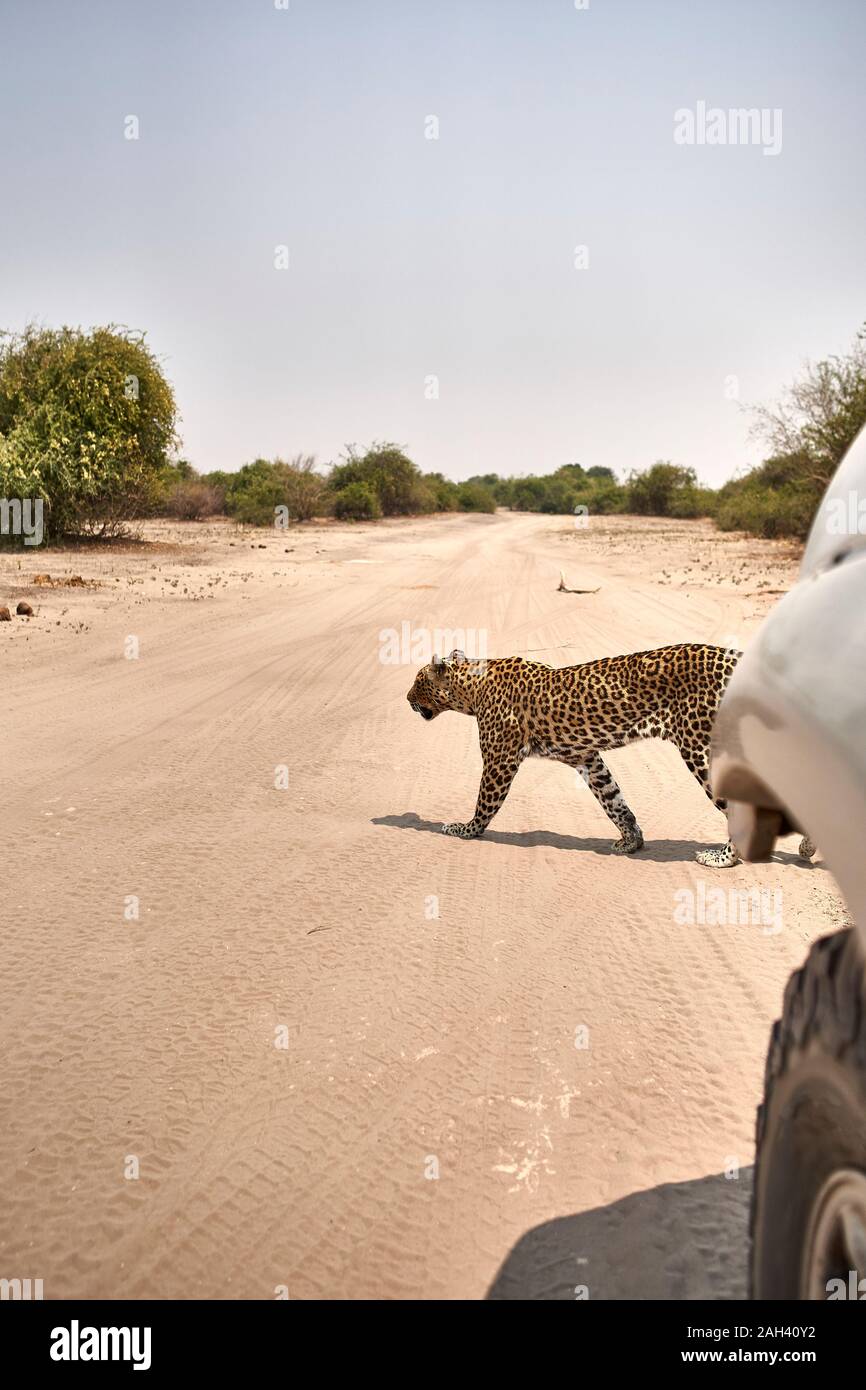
1,0,864,484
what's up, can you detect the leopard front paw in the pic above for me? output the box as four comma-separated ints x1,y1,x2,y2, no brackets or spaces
441,821,481,839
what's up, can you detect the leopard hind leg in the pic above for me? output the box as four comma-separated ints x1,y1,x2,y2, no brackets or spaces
568,751,645,855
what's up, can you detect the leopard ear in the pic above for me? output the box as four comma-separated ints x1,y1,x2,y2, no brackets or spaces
430,650,458,672
432,650,466,674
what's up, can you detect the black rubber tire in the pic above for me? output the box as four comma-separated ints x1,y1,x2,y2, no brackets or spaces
751,927,866,1299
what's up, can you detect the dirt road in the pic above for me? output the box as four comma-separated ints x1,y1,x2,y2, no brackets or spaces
0,511,843,1299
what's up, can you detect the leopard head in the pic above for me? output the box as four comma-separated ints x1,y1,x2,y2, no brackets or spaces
407,649,478,720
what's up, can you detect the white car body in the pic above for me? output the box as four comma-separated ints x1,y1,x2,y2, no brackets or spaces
711,426,866,940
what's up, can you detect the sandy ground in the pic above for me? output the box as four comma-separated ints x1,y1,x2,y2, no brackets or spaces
0,511,846,1300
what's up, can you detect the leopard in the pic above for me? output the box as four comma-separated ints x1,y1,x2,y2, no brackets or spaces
406,643,816,868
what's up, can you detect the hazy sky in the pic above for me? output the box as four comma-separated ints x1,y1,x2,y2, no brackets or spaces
2,0,864,484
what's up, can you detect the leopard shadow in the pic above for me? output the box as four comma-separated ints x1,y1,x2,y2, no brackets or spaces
373,813,810,865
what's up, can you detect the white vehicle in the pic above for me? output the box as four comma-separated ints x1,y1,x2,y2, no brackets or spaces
711,425,866,1300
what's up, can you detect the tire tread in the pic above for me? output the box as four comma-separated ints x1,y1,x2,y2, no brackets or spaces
751,927,866,1294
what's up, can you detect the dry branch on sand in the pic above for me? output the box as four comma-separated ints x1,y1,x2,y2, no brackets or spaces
557,570,600,594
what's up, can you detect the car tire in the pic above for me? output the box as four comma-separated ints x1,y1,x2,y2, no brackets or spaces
751,926,866,1299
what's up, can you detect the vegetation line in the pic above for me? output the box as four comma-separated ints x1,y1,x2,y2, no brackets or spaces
2,322,864,546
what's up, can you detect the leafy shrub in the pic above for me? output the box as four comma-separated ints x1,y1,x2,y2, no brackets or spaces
202,455,325,526
423,472,460,511
505,465,628,516
510,476,549,511
625,461,700,516
715,477,817,540
455,481,496,512
749,327,866,492
716,450,841,540
464,472,514,506
537,477,579,514
667,484,718,519
227,462,289,526
329,442,434,516
332,481,382,520
725,326,866,539
0,323,178,538
570,479,626,516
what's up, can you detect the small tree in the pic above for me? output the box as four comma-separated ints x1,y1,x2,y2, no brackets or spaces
0,323,178,537
716,326,866,540
749,325,866,489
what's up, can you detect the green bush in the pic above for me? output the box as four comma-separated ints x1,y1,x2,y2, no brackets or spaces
456,481,496,512
510,476,548,511
570,479,626,516
715,479,817,539
504,465,628,516
465,471,514,506
423,472,459,511
0,323,178,538
158,458,197,493
727,326,866,539
328,442,434,516
227,462,289,526
667,484,718,519
625,461,700,516
715,452,828,540
537,477,579,514
203,455,325,526
332,481,381,520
